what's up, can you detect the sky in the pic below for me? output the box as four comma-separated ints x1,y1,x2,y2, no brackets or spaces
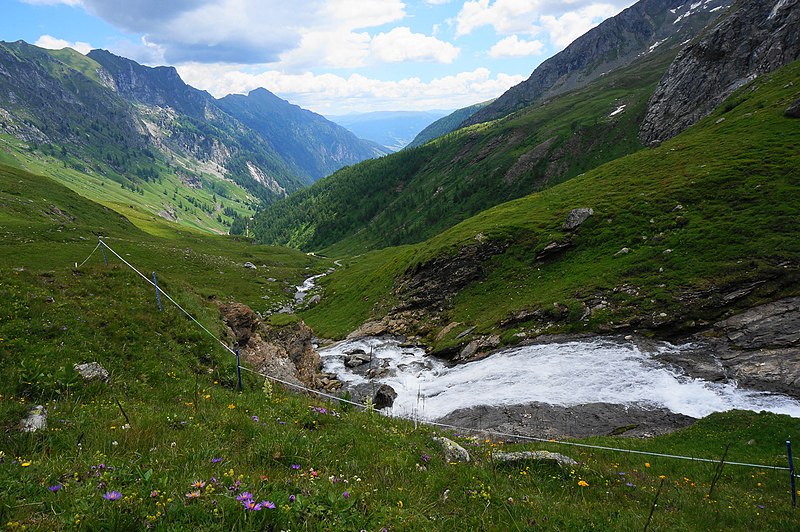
3,0,638,115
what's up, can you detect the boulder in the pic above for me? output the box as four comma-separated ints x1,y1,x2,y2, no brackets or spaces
492,450,577,468
786,98,800,118
21,405,47,433
73,362,110,382
433,436,471,463
373,384,397,410
562,208,594,231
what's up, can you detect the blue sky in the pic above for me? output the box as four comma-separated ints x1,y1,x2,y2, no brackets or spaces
4,0,637,114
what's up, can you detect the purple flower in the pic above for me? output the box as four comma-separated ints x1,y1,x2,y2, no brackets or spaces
342,491,350,499
421,453,431,463
261,500,276,509
251,415,259,422
103,490,122,501
48,484,63,492
242,499,262,511
626,482,635,488
211,457,222,463
236,492,253,502
289,494,296,503
291,464,301,470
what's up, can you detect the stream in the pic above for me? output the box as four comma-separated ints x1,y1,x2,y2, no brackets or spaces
320,336,800,421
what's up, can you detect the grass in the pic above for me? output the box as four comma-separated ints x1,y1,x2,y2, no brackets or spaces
2,137,800,531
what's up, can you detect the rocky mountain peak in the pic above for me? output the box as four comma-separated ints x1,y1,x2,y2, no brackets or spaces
639,0,800,145
463,0,732,128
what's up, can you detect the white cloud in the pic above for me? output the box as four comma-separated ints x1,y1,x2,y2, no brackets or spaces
455,1,633,48
22,0,82,5
489,35,544,58
34,34,93,54
177,63,525,114
70,0,407,65
371,27,459,64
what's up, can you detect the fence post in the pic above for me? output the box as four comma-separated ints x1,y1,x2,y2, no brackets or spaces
99,236,108,266
789,440,796,509
152,272,163,312
236,349,243,392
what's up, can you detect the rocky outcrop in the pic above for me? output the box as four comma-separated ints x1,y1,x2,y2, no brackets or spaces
465,0,731,127
492,450,577,468
438,402,696,439
220,302,321,388
563,208,594,231
640,0,800,145
664,297,800,397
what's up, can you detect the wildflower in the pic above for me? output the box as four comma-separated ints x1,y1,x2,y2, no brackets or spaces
236,492,254,502
211,457,222,463
421,453,431,463
291,464,301,470
343,491,350,499
261,500,276,509
103,490,122,501
191,480,206,489
21,461,31,467
242,499,262,511
185,491,202,500
48,484,63,492
644,462,651,468
150,490,159,498
289,494,296,503
626,482,635,488
251,415,259,422
228,404,236,409
577,480,589,487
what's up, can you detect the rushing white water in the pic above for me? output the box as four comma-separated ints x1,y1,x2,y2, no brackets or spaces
320,337,800,420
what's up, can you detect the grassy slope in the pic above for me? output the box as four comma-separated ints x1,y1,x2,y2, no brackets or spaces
2,166,800,530
252,49,675,255
301,60,800,347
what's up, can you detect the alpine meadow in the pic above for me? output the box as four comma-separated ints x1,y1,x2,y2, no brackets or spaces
2,0,800,530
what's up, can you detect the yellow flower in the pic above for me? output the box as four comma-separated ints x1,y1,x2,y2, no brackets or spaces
578,480,589,487
21,461,31,467
397,500,404,508
228,404,236,409
644,463,651,468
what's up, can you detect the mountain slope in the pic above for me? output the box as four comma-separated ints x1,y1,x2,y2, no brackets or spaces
405,101,492,149
640,0,800,144
302,59,800,372
464,0,732,128
251,45,680,254
217,88,388,181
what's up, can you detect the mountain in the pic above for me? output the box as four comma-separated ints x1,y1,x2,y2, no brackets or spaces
250,35,694,253
303,59,800,384
329,110,449,151
463,0,732,128
640,0,800,144
0,41,385,235
217,88,388,181
405,100,493,149
248,0,741,255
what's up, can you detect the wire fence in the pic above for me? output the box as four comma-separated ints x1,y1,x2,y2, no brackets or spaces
78,237,799,480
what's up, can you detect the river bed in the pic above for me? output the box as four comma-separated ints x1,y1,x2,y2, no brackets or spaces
320,336,800,422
